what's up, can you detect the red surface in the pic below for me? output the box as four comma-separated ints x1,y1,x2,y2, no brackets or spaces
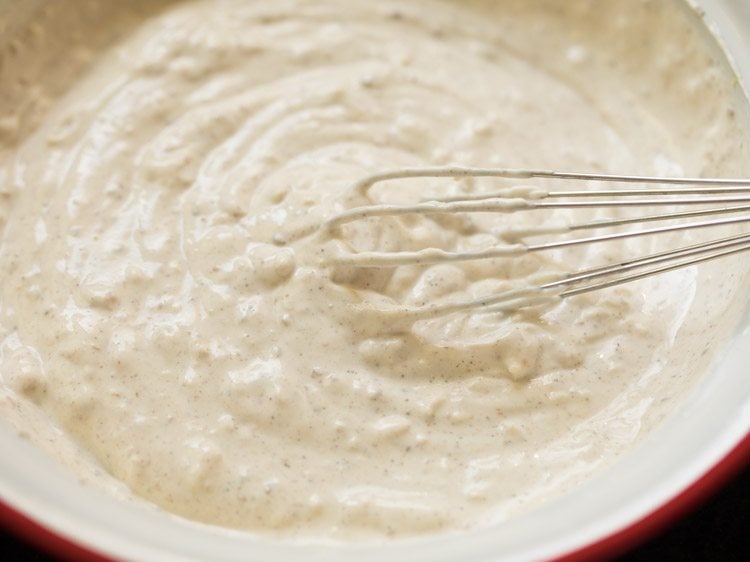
0,432,748,562
0,500,113,562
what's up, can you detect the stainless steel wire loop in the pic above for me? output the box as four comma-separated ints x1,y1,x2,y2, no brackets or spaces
323,168,750,314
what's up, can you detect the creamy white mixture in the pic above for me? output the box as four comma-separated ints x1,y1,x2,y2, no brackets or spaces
1,0,750,539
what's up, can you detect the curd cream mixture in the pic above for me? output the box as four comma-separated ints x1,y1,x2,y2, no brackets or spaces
1,0,750,539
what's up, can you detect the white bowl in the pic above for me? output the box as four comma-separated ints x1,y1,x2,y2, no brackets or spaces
1,1,749,560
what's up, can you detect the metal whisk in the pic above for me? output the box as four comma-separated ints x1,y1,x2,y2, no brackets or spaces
321,167,750,315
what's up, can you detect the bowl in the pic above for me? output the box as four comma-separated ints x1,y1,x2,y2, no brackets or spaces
1,1,749,560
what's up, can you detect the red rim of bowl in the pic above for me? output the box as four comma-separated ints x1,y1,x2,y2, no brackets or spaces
0,432,748,562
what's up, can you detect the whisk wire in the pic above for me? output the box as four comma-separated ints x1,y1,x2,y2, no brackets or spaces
325,168,750,315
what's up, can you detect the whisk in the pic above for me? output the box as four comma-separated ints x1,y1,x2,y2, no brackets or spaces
320,167,750,315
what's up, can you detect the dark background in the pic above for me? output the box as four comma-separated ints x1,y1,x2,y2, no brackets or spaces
1,467,748,561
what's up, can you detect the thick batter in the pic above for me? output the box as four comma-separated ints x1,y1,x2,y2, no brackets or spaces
1,0,749,538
